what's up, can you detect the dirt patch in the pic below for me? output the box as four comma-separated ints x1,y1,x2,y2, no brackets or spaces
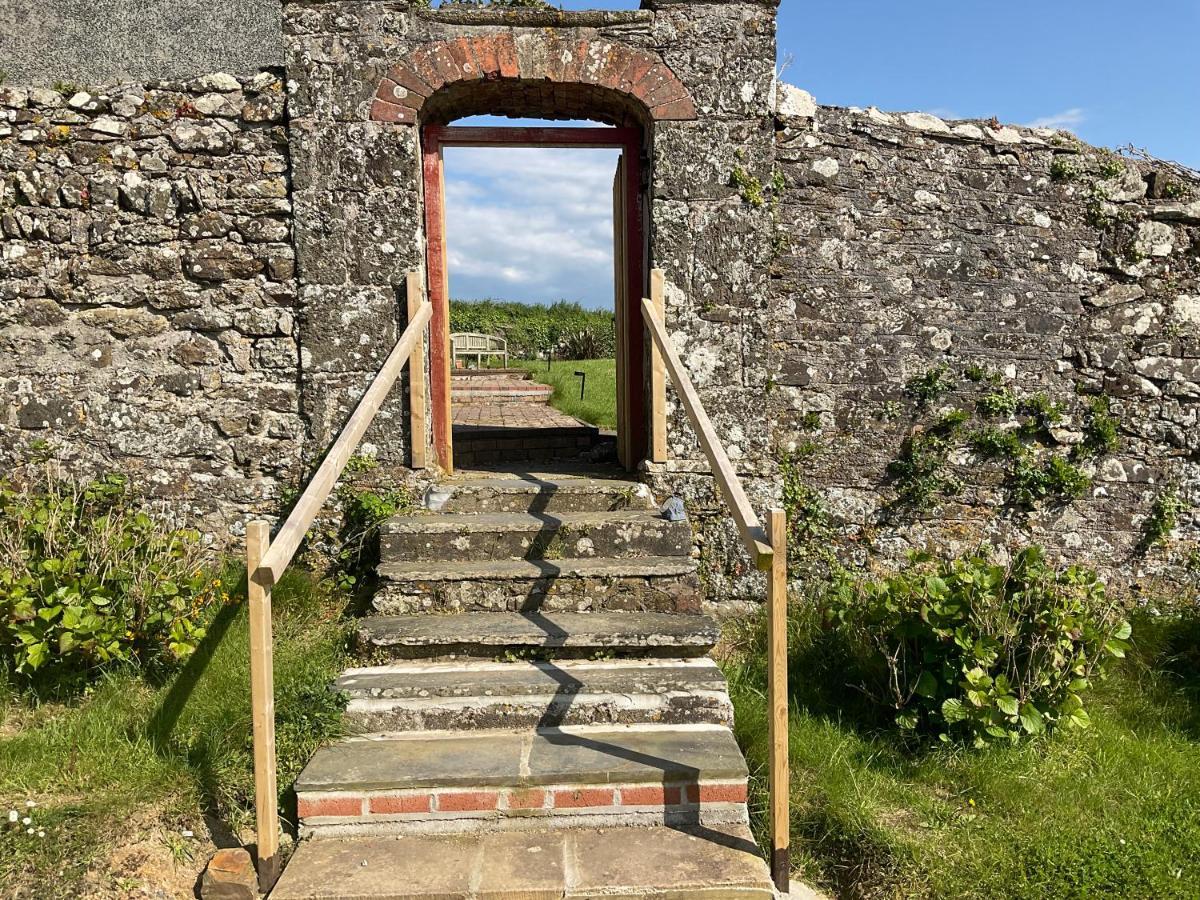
78,811,217,899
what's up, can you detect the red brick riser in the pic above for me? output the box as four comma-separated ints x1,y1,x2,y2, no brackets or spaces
298,780,748,834
369,33,698,126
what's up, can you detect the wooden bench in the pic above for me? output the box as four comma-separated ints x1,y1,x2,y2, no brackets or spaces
451,332,508,369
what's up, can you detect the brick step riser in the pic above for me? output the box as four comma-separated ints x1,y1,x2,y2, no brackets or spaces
343,693,734,732
380,520,691,564
373,572,703,616
298,781,749,838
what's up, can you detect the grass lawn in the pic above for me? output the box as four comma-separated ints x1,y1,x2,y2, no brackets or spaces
514,358,617,430
725,611,1200,899
0,568,349,897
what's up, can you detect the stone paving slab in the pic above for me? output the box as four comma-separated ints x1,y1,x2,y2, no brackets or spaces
270,825,775,899
453,402,583,429
295,725,746,793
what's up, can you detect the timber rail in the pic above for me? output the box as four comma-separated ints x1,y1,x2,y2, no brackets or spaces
244,271,430,890
641,269,790,891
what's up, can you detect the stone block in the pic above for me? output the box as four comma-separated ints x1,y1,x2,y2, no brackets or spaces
200,847,257,900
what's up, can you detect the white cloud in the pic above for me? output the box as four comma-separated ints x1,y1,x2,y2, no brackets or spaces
442,147,621,309
1026,107,1086,130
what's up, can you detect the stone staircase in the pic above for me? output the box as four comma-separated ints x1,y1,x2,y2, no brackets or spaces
272,466,775,899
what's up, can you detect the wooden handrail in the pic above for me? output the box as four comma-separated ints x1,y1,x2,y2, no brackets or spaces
244,277,431,891
641,281,789,890
254,299,433,588
640,295,773,571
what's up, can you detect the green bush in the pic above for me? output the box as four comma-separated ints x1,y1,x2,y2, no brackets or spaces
0,469,219,694
450,298,615,359
825,546,1130,746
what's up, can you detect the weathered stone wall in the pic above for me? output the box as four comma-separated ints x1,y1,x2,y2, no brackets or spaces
0,73,302,535
0,0,283,87
756,95,1200,601
283,0,778,468
2,0,1195,600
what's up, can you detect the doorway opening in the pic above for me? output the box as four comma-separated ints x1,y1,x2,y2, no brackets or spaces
422,120,646,475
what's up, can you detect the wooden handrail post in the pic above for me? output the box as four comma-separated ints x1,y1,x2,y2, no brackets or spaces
406,271,428,471
766,508,790,893
649,269,668,463
246,520,280,891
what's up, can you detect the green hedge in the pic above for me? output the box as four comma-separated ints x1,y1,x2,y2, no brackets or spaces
449,299,615,360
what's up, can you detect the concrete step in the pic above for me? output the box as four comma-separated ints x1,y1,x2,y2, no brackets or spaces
356,611,720,661
429,476,656,514
374,556,701,615
339,658,733,732
295,724,749,836
451,368,531,379
271,824,775,899
380,510,691,564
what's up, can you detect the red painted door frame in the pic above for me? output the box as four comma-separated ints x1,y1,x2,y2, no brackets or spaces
421,125,647,474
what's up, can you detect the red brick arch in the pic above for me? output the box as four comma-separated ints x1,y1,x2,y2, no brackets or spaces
370,33,697,125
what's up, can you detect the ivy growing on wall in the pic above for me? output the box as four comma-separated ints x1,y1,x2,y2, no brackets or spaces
884,365,1118,517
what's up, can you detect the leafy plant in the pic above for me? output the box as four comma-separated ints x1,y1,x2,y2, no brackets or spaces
1017,392,1065,438
969,426,1022,459
450,299,614,360
560,325,603,360
1077,395,1120,459
905,365,955,406
0,469,218,695
335,484,417,588
977,387,1020,418
1049,157,1078,182
825,546,1130,746
887,430,961,511
1009,454,1090,508
1140,486,1186,552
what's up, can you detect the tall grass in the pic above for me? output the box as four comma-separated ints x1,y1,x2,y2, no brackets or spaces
0,567,349,896
514,358,617,430
723,607,1200,898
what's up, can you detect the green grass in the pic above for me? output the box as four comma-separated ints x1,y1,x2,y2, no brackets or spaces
0,567,349,896
515,358,617,430
724,611,1200,898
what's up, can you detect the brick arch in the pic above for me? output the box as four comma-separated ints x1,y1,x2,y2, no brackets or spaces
370,33,697,125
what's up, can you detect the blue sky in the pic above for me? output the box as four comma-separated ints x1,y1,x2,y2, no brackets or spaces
444,0,1199,309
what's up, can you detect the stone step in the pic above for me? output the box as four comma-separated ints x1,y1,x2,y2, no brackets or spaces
451,381,554,404
374,556,701,615
380,509,691,564
338,658,733,732
271,824,775,899
429,476,656,514
451,368,531,379
356,611,720,661
294,724,749,836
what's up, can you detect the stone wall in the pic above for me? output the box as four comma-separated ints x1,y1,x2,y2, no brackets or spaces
0,0,283,86
1,0,1195,601
756,94,1200,601
0,73,303,535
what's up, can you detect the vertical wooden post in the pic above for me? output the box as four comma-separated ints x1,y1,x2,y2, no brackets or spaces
246,521,280,891
766,508,790,893
649,268,668,463
406,271,427,471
